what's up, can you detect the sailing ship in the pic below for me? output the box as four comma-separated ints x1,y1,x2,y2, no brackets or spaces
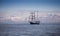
29,11,40,25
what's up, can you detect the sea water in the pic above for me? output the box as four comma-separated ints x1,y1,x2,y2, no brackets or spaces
0,23,60,36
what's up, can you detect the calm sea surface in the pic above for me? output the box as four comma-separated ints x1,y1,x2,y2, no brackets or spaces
0,23,60,36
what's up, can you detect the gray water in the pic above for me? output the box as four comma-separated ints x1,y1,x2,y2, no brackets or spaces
0,23,60,36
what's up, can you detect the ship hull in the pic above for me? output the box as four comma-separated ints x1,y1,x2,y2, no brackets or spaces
30,22,40,25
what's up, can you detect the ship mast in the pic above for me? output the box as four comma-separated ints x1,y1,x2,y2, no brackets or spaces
37,10,38,20
29,10,39,21
29,11,35,22
31,12,35,21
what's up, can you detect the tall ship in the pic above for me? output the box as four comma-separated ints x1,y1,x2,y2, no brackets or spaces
29,11,40,25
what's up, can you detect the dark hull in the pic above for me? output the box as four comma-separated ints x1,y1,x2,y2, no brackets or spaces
30,22,40,25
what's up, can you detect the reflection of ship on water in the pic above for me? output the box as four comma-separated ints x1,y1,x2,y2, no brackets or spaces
29,11,40,25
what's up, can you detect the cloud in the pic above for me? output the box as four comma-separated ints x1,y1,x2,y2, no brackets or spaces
0,16,4,18
40,13,60,23
0,10,60,24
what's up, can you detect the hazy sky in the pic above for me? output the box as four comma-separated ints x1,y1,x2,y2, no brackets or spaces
0,0,60,23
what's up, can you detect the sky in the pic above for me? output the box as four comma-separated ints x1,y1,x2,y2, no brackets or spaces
0,0,60,24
